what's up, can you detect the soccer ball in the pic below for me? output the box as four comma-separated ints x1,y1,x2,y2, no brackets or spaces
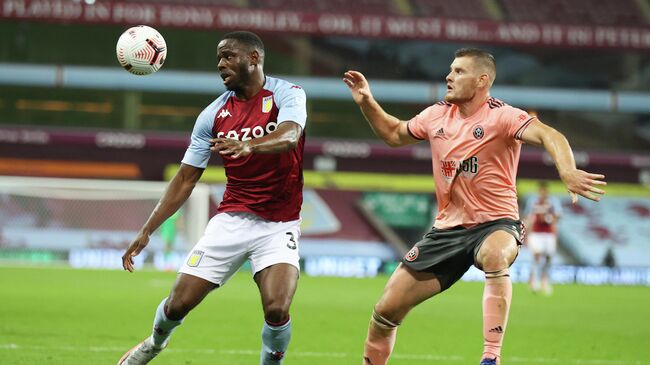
116,25,167,76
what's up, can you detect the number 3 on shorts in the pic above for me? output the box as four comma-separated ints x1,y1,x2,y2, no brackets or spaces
285,232,297,250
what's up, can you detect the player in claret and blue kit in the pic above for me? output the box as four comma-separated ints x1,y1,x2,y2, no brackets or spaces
524,181,563,295
118,31,307,365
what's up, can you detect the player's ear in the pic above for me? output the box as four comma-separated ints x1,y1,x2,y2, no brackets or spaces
249,49,260,66
478,73,490,88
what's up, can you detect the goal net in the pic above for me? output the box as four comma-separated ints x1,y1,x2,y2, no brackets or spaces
0,176,209,269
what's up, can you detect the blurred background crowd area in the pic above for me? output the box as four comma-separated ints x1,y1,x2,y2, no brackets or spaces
1,0,649,281
0,0,649,148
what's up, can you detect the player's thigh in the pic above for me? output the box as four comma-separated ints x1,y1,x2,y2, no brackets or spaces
248,219,301,276
254,263,300,311
249,218,301,312
178,213,250,286
475,229,519,271
375,263,442,323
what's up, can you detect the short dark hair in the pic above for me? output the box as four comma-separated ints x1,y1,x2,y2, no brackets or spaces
454,47,496,84
538,180,549,189
222,31,265,54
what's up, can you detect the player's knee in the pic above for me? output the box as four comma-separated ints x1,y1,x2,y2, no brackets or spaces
374,295,411,326
370,308,401,332
372,303,402,327
263,302,290,324
165,296,192,321
481,255,509,272
479,246,517,272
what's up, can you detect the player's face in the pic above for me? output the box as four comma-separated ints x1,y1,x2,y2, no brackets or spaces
444,57,481,103
217,39,253,91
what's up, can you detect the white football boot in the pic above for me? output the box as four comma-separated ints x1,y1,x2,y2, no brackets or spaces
117,337,165,365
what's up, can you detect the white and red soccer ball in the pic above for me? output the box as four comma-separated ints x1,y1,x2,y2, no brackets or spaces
116,25,167,76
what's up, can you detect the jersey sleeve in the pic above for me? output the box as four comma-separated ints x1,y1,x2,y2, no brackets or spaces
181,108,214,169
501,105,537,140
406,103,446,140
275,84,307,129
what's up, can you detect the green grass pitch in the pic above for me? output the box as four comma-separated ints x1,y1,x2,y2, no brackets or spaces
1,266,648,365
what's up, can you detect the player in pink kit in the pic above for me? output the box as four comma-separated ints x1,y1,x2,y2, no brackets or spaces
524,181,562,295
344,48,606,365
118,31,307,365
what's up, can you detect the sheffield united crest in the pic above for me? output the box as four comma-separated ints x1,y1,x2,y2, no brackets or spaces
473,125,485,139
404,246,419,262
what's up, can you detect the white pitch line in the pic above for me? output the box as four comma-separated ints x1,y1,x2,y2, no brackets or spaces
0,344,644,364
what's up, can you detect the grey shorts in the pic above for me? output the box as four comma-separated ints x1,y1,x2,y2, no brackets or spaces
401,218,524,291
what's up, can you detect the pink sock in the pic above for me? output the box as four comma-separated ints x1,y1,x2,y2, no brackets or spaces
362,321,397,365
482,272,512,361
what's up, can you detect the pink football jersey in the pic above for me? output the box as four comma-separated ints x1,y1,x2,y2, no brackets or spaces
408,97,535,229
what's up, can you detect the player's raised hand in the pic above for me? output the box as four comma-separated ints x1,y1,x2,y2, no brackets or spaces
561,169,606,203
122,232,150,272
343,70,374,105
210,137,252,159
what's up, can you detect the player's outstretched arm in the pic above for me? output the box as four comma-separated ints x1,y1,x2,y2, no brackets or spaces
343,70,418,147
520,120,606,203
122,163,204,272
210,121,302,158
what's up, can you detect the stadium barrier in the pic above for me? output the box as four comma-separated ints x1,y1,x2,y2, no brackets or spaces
2,63,650,113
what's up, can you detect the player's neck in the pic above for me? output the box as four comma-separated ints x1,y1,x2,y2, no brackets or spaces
457,94,489,119
234,72,266,101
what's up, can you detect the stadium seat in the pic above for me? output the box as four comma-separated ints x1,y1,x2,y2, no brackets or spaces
557,195,650,267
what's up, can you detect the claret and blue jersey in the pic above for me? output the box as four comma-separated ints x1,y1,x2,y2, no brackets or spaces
182,76,307,222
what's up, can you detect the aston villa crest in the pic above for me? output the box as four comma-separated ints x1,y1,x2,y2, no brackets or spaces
262,95,273,113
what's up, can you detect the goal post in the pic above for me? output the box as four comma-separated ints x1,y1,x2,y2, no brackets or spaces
0,176,209,265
